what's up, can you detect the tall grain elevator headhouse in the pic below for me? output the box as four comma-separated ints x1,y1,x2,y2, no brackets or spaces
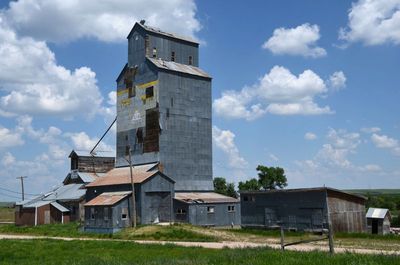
114,21,240,226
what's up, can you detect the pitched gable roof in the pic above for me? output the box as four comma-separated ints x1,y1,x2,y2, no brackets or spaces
147,57,211,79
85,191,132,206
127,22,198,45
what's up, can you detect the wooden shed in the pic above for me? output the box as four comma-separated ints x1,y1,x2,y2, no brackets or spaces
240,187,367,233
15,200,70,226
366,208,391,235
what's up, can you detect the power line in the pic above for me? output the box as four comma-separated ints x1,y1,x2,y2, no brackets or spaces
0,191,21,200
0,186,38,196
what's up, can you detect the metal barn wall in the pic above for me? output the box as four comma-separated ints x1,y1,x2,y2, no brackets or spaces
158,72,213,191
173,200,190,223
86,184,142,222
74,156,115,173
327,191,366,233
15,206,35,226
84,198,131,233
140,174,174,224
240,191,328,231
187,202,241,226
128,26,199,67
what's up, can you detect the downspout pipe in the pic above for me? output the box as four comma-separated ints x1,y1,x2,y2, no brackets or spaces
35,206,38,226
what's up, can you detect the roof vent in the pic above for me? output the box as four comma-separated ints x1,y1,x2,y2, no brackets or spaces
140,19,146,25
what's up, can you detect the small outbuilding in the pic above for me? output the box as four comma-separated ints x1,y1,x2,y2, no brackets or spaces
174,192,240,227
15,200,70,226
366,208,391,235
84,166,174,233
240,187,367,233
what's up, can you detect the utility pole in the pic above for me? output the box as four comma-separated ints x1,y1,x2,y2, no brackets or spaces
128,145,137,228
16,176,27,201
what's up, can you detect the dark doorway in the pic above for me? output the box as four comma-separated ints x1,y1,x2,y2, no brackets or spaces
372,219,379,234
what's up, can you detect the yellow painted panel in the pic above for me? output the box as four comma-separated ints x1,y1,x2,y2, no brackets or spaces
117,89,128,96
137,80,158,89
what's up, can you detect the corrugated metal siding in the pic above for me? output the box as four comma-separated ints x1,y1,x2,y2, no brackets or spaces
158,72,213,191
187,202,241,226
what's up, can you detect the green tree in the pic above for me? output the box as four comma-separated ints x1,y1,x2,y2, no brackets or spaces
213,177,237,198
213,177,227,195
226,183,238,198
256,165,287,190
238,178,261,191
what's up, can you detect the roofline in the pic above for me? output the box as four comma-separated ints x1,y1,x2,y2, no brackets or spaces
127,22,199,45
116,63,128,82
174,198,240,205
85,170,175,188
115,161,159,169
239,187,367,201
146,58,212,80
68,149,115,159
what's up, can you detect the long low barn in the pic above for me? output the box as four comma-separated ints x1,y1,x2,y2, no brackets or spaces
240,187,367,233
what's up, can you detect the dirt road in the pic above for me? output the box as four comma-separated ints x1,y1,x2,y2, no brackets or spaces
0,233,399,255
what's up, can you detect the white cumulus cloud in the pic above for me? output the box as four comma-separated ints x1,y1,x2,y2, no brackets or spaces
213,66,334,120
339,0,400,46
3,0,201,43
371,133,400,155
304,132,317,140
0,18,103,118
328,71,346,90
263,23,327,58
212,126,248,169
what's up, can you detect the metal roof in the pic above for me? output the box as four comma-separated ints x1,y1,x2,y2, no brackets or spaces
366,208,390,219
175,192,239,204
50,202,69,212
85,168,161,187
22,200,50,208
128,22,198,45
85,191,132,206
44,184,85,201
147,58,211,79
240,187,367,201
69,150,114,158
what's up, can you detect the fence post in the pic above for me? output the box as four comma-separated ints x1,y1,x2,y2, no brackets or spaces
328,224,335,254
280,225,285,251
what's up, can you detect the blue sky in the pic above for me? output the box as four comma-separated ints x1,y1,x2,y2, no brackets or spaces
0,0,399,201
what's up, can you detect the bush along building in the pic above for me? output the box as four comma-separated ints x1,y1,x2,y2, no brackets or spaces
15,150,115,226
83,21,240,230
240,187,367,233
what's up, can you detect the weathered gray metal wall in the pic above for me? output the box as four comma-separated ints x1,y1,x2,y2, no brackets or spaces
158,72,213,191
116,25,213,191
140,174,174,224
183,202,240,226
85,173,174,226
84,198,131,233
128,27,199,67
241,191,329,231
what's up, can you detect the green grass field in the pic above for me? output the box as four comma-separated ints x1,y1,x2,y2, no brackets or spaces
0,207,14,222
0,222,217,242
0,239,398,265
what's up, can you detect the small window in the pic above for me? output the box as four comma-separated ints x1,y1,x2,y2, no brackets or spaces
104,207,109,220
243,196,255,202
228,205,235,212
170,97,174,107
90,208,95,220
152,47,157,58
207,206,215,214
121,208,128,220
176,208,186,214
166,108,170,118
171,51,175,62
146,86,154,98
189,56,193,65
128,86,135,98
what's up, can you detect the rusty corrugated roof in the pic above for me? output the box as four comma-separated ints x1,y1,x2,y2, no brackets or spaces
85,191,132,206
147,58,211,79
85,168,157,187
175,192,239,204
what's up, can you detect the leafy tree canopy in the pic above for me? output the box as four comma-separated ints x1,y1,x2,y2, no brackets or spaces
256,165,287,190
238,178,261,191
213,177,237,198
